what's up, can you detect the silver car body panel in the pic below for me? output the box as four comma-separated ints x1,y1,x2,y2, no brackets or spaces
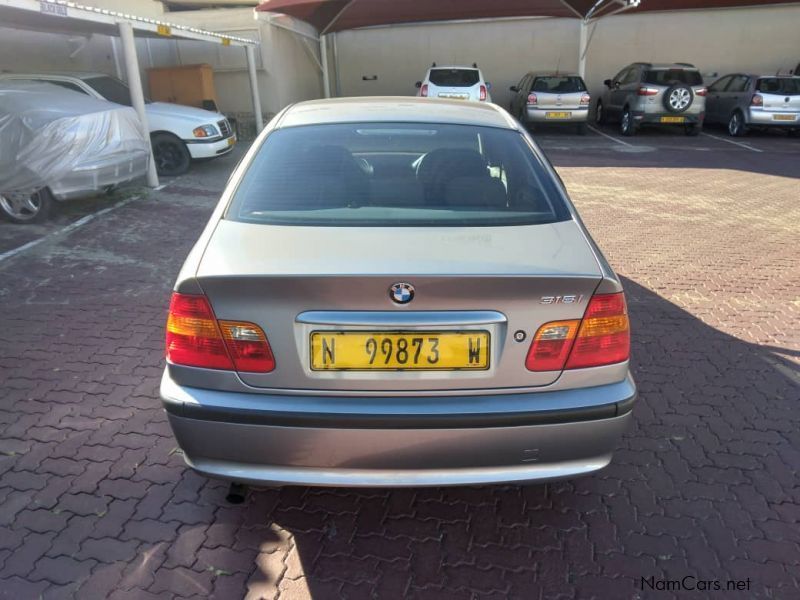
163,97,635,486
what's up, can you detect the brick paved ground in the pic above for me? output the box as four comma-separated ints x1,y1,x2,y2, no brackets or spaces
0,129,798,599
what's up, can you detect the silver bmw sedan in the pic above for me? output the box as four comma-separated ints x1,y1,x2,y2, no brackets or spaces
161,97,636,488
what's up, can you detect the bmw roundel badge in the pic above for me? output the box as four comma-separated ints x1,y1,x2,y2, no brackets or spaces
389,282,415,304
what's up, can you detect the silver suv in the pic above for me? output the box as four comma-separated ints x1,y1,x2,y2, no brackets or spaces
595,63,707,136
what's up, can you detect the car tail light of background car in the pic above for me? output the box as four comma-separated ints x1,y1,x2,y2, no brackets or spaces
420,84,428,97
479,85,487,101
526,292,630,371
637,86,659,96
580,93,591,105
751,94,763,106
695,87,708,97
166,292,275,372
527,93,538,105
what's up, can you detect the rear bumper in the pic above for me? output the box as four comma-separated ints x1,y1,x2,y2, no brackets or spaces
50,152,149,201
633,111,704,126
747,109,799,127
525,107,589,123
161,371,636,487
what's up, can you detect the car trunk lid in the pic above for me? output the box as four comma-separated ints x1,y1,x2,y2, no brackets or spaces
193,219,603,392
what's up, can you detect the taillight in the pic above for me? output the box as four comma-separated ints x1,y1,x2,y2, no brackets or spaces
695,87,707,97
527,92,538,105
637,86,659,96
479,85,487,101
751,94,763,106
526,320,580,371
565,293,630,369
166,293,275,372
526,292,630,371
580,93,591,105
420,84,428,97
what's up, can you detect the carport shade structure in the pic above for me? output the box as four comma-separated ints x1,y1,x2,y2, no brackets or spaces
256,0,800,94
0,0,263,188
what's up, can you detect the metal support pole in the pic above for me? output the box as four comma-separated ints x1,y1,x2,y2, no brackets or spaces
578,19,588,79
245,45,264,133
320,34,331,98
118,21,159,188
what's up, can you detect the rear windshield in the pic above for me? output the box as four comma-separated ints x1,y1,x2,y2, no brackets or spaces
643,69,703,86
531,76,587,93
85,76,151,105
756,77,800,95
428,69,480,87
226,122,569,227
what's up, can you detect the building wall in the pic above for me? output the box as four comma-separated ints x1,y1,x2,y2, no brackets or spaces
0,1,321,128
334,5,800,108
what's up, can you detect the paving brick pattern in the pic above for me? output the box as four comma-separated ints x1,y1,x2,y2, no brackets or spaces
0,136,798,599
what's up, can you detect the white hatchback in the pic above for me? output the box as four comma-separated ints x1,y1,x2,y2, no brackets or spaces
416,64,492,103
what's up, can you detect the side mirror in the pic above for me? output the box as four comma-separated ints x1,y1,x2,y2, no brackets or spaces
415,81,422,89
509,85,519,93
603,79,612,88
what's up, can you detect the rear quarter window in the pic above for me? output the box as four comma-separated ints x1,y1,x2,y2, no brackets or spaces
428,69,480,87
643,69,703,86
226,122,570,228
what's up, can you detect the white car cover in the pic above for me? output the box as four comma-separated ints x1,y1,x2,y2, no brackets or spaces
0,81,150,194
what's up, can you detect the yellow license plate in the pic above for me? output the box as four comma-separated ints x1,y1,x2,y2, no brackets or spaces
310,331,490,371
226,137,236,146
545,112,571,119
773,114,796,121
660,116,686,123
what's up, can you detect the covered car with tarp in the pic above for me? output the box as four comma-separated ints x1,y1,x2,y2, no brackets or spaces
0,81,150,223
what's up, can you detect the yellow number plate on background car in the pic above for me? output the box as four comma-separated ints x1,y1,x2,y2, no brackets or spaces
310,331,490,371
545,112,571,119
660,116,686,123
773,114,796,121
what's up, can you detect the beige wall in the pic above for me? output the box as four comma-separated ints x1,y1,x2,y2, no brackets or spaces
334,4,800,108
0,1,322,123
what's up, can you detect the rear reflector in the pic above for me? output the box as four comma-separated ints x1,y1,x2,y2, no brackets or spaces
166,293,274,372
526,292,630,372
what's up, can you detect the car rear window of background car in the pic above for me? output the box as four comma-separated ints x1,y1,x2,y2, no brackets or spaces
643,69,703,86
428,69,480,87
531,77,587,93
225,122,571,227
756,77,800,95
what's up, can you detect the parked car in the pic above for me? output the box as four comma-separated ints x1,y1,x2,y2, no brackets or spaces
0,72,236,176
509,73,590,134
0,81,149,223
161,97,636,488
595,62,707,136
705,74,800,136
415,64,492,102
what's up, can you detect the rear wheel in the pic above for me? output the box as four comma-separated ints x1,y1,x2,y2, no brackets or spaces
728,111,748,137
620,107,637,136
595,101,606,125
151,133,191,176
0,188,53,224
